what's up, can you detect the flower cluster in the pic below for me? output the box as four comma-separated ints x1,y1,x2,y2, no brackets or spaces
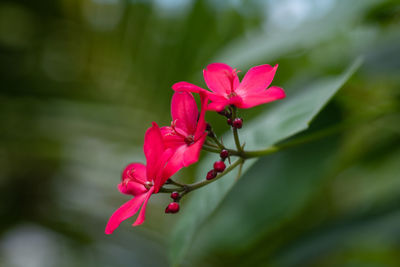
105,63,285,234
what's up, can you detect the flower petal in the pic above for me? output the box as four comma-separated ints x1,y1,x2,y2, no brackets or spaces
105,193,147,234
132,187,154,226
207,94,242,111
203,63,239,95
172,81,209,94
144,122,165,182
171,92,198,136
118,181,147,196
121,163,147,183
194,92,208,138
236,86,286,109
235,64,278,96
183,133,206,166
160,145,186,183
153,148,175,193
160,126,185,149
207,100,230,112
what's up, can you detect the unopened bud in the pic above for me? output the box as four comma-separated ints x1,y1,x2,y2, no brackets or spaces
206,170,217,180
165,202,180,214
232,118,243,129
213,161,226,172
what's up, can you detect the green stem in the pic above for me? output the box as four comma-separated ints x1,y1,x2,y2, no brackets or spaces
241,121,347,158
185,158,244,192
167,178,185,187
210,135,225,150
159,186,185,193
231,107,243,152
204,140,219,148
235,160,244,182
202,145,221,154
159,158,244,194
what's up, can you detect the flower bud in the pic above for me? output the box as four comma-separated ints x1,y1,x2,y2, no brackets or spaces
227,118,232,125
206,170,217,180
220,149,229,160
165,202,180,214
170,191,179,200
218,109,232,118
213,161,226,173
232,118,243,129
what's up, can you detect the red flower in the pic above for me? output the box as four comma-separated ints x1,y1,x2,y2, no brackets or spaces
173,63,285,111
161,91,208,171
105,122,180,234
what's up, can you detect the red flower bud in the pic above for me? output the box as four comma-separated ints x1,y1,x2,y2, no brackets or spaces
206,170,217,180
220,149,229,159
170,191,179,200
213,161,226,173
227,118,232,125
165,202,180,214
232,118,243,129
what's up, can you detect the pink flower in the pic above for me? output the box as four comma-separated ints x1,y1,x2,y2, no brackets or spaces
173,63,286,111
105,122,180,234
161,91,208,171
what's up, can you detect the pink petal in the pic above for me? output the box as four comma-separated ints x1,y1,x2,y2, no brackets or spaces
118,181,147,196
105,193,147,234
207,95,242,111
172,81,209,94
235,64,278,96
207,100,230,112
236,86,286,109
144,122,165,182
194,92,208,138
160,145,186,183
208,93,228,103
122,163,147,183
152,148,175,193
203,63,239,95
160,126,185,149
183,134,206,166
132,187,154,226
171,92,198,135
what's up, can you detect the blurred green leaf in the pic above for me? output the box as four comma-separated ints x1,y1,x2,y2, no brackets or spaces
215,0,378,68
189,134,340,266
169,58,362,266
239,58,362,151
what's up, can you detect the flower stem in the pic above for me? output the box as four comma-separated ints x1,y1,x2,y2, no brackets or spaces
159,158,244,194
231,106,243,152
240,120,348,158
235,160,244,182
166,178,186,187
185,158,244,192
204,140,219,148
202,145,221,154
209,135,225,150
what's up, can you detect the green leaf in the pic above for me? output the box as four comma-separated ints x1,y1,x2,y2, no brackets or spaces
192,147,400,266
214,1,378,68
168,59,362,266
241,58,362,151
187,135,340,265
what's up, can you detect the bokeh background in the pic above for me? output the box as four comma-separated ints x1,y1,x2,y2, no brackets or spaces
0,0,399,266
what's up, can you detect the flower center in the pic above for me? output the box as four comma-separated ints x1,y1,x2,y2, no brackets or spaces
184,135,195,145
144,181,153,189
227,92,237,98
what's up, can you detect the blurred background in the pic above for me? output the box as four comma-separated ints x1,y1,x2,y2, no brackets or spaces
0,0,399,266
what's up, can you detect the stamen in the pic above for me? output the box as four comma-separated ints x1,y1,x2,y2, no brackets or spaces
227,92,237,98
144,181,153,189
184,135,195,145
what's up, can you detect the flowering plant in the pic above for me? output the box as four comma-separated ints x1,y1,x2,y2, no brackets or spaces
105,62,286,233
